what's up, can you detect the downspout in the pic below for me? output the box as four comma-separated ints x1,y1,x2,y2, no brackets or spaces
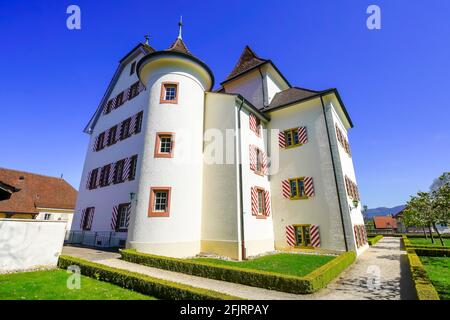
237,97,246,259
320,95,349,251
258,68,267,108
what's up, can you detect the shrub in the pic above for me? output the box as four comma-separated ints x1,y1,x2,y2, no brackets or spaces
402,235,450,257
58,255,239,300
368,235,383,246
405,250,440,300
120,249,356,294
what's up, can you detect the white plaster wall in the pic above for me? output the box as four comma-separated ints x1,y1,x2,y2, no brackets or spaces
267,99,347,252
0,219,66,272
71,53,146,234
35,210,73,230
239,108,275,257
224,71,264,109
127,58,208,258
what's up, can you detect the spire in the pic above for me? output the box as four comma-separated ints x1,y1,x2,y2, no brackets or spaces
144,34,149,45
178,16,183,39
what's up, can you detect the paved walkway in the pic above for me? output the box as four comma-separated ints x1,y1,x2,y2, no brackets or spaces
62,238,416,300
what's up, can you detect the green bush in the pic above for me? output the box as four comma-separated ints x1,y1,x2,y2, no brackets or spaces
406,250,440,300
368,235,383,246
402,236,450,257
58,255,239,300
120,249,356,294
368,233,450,239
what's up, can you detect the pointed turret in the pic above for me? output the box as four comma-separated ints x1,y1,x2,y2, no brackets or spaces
223,46,268,83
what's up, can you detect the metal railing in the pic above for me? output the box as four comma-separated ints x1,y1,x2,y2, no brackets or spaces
65,230,127,248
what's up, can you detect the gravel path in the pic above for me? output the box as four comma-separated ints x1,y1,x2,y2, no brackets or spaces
62,237,417,300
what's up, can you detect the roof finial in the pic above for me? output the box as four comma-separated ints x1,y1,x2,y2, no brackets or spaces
144,34,149,45
178,16,183,39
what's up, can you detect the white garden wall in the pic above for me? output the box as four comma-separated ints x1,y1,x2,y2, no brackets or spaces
0,219,66,272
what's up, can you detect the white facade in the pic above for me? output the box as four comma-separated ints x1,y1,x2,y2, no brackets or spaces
71,39,367,259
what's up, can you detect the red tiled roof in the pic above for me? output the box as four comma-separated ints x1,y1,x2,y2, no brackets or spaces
373,216,398,229
0,168,78,214
223,46,268,83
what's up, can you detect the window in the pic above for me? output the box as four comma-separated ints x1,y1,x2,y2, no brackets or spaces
256,149,263,173
82,207,95,231
257,189,265,215
120,118,131,140
284,128,300,148
289,178,306,199
95,132,105,151
116,203,130,231
130,61,136,76
160,82,179,104
115,91,124,107
294,225,312,247
148,187,171,217
107,126,117,146
99,164,111,187
44,213,51,220
113,160,125,184
154,133,174,158
129,82,140,99
128,155,138,181
134,111,143,134
88,168,99,190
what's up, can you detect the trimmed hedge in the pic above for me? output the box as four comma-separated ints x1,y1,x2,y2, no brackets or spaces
368,233,450,239
120,249,356,294
405,250,440,300
402,236,450,257
368,235,383,246
58,255,240,300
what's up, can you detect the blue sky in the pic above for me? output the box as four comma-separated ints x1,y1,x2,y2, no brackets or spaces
0,0,449,208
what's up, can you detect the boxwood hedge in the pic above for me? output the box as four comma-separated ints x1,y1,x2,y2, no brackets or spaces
368,235,383,246
120,249,356,294
402,235,450,257
58,255,240,300
405,250,440,300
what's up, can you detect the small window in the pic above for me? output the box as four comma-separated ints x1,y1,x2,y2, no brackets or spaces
115,92,125,107
44,213,51,220
113,160,125,184
160,82,179,104
128,155,138,181
120,118,131,140
154,133,174,158
148,187,171,217
129,82,140,99
99,164,111,187
116,203,130,231
289,178,306,199
256,149,263,173
294,225,312,247
130,61,136,76
88,169,99,190
284,128,300,148
107,126,117,146
82,207,95,231
257,189,265,215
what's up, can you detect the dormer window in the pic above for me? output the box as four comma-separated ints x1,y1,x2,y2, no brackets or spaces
130,61,136,76
160,82,179,104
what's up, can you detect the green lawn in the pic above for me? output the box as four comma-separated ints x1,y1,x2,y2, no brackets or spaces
409,237,450,247
189,253,335,277
0,269,156,300
420,256,450,300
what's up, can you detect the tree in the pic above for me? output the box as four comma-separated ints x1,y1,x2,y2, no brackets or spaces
430,173,450,245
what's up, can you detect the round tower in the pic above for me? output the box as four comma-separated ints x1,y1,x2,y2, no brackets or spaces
126,36,214,257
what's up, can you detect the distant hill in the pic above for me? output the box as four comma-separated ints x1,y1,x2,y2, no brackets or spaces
364,205,406,218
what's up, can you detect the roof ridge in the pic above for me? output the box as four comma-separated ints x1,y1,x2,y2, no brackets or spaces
0,167,65,181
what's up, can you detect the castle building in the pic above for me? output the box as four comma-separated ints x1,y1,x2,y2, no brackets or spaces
71,27,368,260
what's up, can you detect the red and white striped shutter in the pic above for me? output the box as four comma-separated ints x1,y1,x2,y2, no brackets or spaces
123,88,130,103
110,205,119,231
87,208,95,230
262,151,268,175
129,115,137,135
286,225,296,247
310,225,321,247
304,177,315,197
138,81,146,93
354,225,360,248
126,204,131,228
282,180,291,199
249,113,257,133
264,190,271,216
249,145,256,171
92,135,99,151
251,187,258,216
123,157,132,181
278,131,286,148
79,208,86,229
108,163,115,185
298,126,308,145
85,171,92,189
359,226,364,245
